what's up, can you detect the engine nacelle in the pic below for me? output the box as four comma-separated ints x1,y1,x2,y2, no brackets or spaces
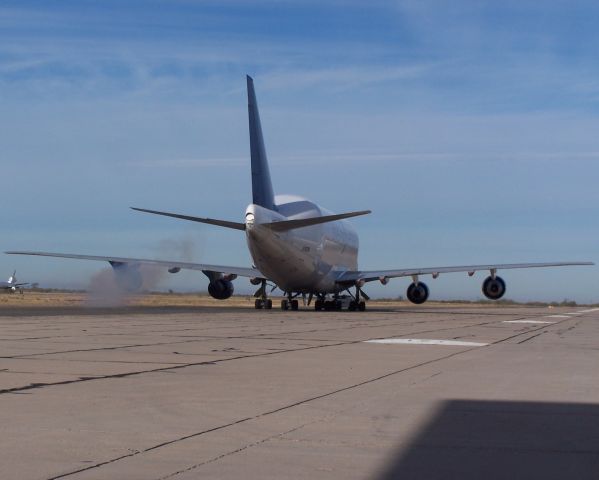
208,279,234,300
407,282,429,304
111,263,142,292
482,275,506,300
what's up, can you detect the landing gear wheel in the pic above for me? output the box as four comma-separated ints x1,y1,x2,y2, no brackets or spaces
315,300,324,311
291,299,299,311
358,301,366,312
255,299,263,309
281,299,289,310
265,299,273,310
348,301,357,311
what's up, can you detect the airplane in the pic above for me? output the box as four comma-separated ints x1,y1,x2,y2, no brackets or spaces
6,76,594,311
0,270,29,293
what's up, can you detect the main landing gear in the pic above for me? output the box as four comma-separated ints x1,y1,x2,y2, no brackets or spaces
255,285,369,313
281,298,299,311
281,291,307,310
254,279,273,309
314,297,341,311
255,298,273,309
313,285,367,312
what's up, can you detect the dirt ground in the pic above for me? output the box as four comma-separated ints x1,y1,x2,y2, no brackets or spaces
0,290,527,310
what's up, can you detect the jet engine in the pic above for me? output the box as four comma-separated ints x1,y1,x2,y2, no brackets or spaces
208,279,234,300
482,275,506,300
407,282,429,304
111,262,142,292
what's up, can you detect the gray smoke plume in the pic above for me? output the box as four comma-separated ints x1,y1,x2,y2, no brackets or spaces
85,232,203,307
86,268,127,307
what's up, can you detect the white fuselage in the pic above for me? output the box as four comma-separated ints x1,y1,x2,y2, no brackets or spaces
245,195,358,294
0,276,17,292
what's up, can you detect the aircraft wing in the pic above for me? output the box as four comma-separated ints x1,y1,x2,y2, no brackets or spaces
335,261,594,284
5,251,266,279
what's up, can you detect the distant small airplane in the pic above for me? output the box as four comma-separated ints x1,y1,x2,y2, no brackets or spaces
0,271,29,293
6,76,594,310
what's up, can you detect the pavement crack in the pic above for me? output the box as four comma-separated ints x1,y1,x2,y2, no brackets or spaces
41,349,471,479
517,331,547,344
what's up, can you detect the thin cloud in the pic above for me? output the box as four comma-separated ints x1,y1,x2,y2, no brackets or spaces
258,64,435,92
128,157,248,168
126,151,599,169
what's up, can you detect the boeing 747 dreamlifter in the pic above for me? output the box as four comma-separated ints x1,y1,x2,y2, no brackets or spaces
6,77,593,310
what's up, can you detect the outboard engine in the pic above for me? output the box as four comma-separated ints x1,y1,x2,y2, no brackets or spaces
208,279,234,300
407,281,429,304
482,275,506,300
110,262,142,292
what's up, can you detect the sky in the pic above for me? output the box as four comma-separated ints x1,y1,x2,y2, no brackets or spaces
1,0,598,302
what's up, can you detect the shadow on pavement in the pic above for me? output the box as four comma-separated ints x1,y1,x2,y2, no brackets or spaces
376,399,599,480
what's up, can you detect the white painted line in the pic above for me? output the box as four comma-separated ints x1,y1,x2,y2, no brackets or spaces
577,308,599,313
546,315,570,318
503,320,555,324
564,312,583,315
365,338,488,347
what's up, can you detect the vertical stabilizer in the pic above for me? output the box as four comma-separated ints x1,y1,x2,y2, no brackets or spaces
247,75,276,210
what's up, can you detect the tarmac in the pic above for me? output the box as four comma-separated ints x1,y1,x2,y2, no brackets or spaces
1,303,599,479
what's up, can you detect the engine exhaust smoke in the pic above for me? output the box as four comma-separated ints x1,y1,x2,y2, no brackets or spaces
84,233,203,307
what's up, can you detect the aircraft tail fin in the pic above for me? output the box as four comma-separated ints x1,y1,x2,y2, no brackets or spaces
247,75,276,211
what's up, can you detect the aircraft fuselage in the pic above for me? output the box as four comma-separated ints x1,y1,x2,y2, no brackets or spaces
245,195,358,293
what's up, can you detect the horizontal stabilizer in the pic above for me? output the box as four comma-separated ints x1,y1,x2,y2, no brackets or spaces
131,207,245,231
264,210,371,232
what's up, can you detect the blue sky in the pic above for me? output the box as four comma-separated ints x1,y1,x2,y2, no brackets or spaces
1,0,598,301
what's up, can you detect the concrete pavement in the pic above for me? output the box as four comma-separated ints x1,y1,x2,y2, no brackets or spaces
1,304,599,479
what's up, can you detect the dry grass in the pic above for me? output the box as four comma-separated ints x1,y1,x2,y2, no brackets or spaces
0,291,554,310
0,291,260,309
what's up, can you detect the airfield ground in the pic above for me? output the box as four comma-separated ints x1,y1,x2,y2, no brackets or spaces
1,293,599,479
